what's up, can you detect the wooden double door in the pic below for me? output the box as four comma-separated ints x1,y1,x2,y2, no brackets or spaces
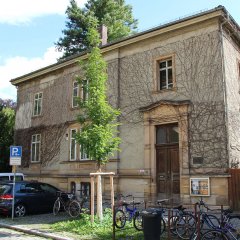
156,124,180,200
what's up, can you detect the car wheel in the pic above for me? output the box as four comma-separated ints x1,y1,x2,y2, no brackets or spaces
15,204,27,217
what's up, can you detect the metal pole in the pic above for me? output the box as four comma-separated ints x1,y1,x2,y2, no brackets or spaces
11,166,16,220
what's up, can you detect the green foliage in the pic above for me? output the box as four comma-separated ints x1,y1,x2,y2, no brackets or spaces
0,105,15,172
75,18,121,168
51,209,144,240
56,0,138,59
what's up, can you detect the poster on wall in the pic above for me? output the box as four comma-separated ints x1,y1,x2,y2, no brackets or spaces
190,178,210,196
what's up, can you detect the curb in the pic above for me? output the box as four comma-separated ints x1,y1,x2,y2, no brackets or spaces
0,223,73,240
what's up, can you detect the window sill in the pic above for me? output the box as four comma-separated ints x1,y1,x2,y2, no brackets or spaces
60,160,95,164
152,87,177,94
32,114,43,119
70,106,80,111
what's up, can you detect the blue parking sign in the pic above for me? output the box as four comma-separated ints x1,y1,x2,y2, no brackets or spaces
10,146,22,158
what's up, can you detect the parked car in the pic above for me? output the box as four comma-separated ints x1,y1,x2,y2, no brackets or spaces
0,173,24,181
0,181,60,217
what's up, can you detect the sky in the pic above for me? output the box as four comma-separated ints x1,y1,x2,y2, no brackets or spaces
0,0,239,101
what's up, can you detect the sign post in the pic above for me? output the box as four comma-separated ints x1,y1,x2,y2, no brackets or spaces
10,146,22,220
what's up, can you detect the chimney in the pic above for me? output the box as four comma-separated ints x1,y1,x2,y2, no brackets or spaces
99,25,108,46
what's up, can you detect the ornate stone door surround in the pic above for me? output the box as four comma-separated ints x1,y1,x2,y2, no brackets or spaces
140,100,190,199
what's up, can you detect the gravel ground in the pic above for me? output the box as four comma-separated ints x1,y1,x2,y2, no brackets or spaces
0,212,81,240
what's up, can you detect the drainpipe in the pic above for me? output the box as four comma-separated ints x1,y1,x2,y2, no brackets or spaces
116,48,121,192
219,13,231,168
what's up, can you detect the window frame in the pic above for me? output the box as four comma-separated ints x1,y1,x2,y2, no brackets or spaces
31,134,41,163
80,144,90,161
72,81,79,108
33,92,43,116
154,55,176,92
81,79,89,101
80,182,91,197
70,129,77,161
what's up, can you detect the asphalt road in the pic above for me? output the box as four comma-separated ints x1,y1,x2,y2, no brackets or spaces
0,227,48,239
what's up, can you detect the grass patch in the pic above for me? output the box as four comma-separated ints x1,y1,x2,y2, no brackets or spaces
51,209,144,240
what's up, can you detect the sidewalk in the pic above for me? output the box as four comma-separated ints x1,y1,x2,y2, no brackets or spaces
0,213,81,240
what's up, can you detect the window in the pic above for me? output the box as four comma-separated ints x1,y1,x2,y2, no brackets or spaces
69,127,90,161
70,129,77,160
156,124,178,144
80,182,91,197
31,134,41,162
81,80,89,101
72,81,79,108
33,93,42,116
80,144,89,160
70,182,76,194
158,58,173,90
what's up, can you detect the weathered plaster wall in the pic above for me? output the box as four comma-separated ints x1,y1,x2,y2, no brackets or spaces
223,31,240,168
15,17,230,202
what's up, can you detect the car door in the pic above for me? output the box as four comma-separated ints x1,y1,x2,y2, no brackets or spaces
39,183,59,212
20,183,46,213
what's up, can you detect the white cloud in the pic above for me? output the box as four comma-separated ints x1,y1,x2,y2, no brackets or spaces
0,0,87,25
0,47,63,100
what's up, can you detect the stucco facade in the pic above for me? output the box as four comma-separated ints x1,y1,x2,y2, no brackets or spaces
12,6,240,205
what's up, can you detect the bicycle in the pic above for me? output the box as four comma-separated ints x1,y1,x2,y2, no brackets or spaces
190,200,240,240
170,205,196,239
114,195,143,231
53,191,81,217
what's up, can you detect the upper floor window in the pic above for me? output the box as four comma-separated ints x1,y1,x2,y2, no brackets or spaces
33,93,42,116
80,144,89,160
81,80,89,101
70,129,77,160
158,58,173,90
72,81,79,108
31,134,41,162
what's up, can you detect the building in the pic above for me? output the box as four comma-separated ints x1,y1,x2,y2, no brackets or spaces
11,6,240,205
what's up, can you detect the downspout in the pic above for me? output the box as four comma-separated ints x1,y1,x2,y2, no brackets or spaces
219,14,230,168
116,48,121,192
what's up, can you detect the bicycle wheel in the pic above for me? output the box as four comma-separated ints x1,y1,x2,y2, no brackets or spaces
201,230,230,240
159,216,166,235
169,215,178,235
115,209,126,229
227,216,240,240
133,214,143,231
53,199,61,216
68,200,81,217
176,213,196,239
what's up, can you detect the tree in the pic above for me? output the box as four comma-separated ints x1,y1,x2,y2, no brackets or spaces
0,104,15,172
75,16,121,220
0,98,16,109
56,0,138,59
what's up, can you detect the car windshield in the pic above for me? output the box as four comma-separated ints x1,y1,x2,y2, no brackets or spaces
0,184,12,195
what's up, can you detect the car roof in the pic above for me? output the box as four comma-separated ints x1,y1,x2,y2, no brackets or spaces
0,180,43,184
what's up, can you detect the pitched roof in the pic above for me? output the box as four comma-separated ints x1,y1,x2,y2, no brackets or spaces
11,5,239,86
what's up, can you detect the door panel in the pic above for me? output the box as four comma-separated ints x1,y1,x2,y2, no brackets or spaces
156,145,180,199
